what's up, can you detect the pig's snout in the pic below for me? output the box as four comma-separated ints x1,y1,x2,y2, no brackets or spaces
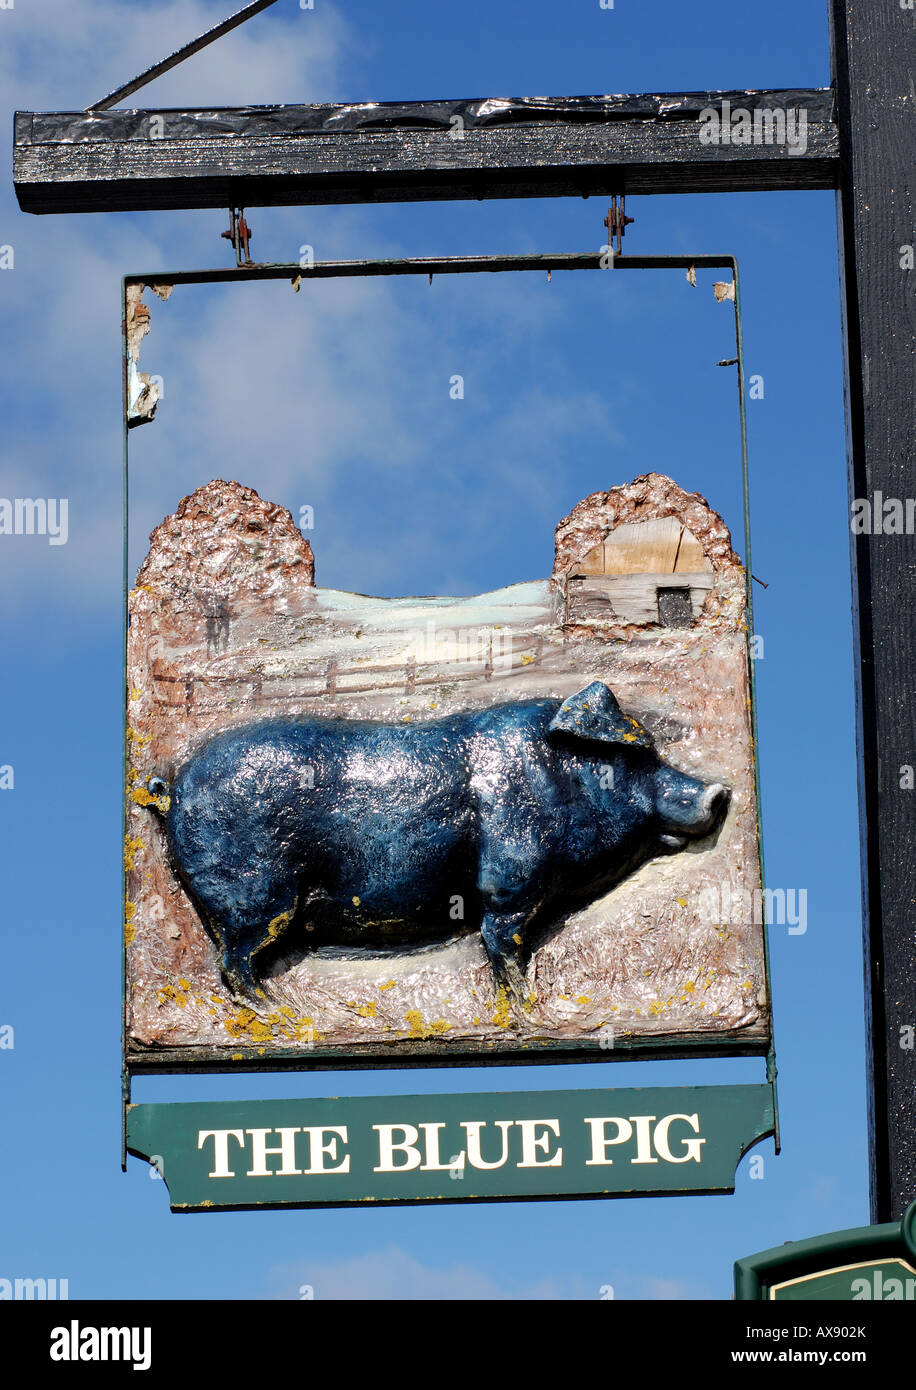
697,783,729,831
656,774,730,850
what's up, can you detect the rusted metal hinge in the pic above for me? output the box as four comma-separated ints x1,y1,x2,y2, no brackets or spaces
604,195,635,256
222,208,254,267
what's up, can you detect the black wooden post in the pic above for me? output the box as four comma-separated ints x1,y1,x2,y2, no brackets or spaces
832,0,916,1222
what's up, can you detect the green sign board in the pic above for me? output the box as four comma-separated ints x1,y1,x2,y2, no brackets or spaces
128,1083,773,1211
735,1201,916,1300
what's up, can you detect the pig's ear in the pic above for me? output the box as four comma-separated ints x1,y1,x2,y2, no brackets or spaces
548,682,653,748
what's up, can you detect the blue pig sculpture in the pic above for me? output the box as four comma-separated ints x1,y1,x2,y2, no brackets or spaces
146,682,728,1001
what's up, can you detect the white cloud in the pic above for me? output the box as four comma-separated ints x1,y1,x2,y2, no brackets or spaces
267,1246,713,1300
0,0,356,617
0,214,620,612
269,1246,581,1301
1,0,356,111
0,1,624,614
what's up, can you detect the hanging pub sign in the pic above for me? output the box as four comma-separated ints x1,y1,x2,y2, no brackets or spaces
120,255,776,1209
127,1084,774,1212
735,1202,916,1300
125,471,768,1070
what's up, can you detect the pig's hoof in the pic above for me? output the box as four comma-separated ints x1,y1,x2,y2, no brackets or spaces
221,958,261,1003
497,960,533,1011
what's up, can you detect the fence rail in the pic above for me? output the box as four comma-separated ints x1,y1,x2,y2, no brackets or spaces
149,637,556,712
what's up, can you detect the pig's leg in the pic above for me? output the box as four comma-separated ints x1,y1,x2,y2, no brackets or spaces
189,876,299,1001
219,936,262,1001
480,909,532,1003
477,813,542,1003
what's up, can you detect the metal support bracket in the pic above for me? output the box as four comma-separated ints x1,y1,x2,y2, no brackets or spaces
88,0,279,113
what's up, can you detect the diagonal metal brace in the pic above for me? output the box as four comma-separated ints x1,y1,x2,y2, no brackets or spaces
87,0,279,113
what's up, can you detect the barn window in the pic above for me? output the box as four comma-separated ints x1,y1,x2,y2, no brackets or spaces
656,587,694,628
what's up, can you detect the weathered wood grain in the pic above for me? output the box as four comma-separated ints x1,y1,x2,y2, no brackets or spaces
15,88,838,214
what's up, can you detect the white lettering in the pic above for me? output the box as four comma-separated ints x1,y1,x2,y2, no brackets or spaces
631,1115,657,1164
197,1128,245,1178
301,1125,350,1174
584,1116,633,1165
652,1113,705,1164
373,1124,423,1172
246,1127,301,1177
462,1119,513,1170
419,1123,456,1172
516,1119,562,1168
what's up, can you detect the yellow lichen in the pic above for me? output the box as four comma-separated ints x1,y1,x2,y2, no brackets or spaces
123,835,144,871
404,1009,451,1039
156,978,188,1008
491,988,512,1029
130,785,170,813
267,910,292,939
404,1009,426,1038
224,1007,273,1042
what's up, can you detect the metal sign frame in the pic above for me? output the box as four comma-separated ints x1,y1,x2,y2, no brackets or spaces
121,249,777,1180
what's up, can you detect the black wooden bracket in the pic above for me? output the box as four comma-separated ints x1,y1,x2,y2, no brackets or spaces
14,88,837,215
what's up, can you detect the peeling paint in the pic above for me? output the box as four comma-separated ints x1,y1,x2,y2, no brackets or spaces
125,282,172,427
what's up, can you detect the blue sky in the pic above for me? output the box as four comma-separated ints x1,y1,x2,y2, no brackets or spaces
0,0,865,1299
